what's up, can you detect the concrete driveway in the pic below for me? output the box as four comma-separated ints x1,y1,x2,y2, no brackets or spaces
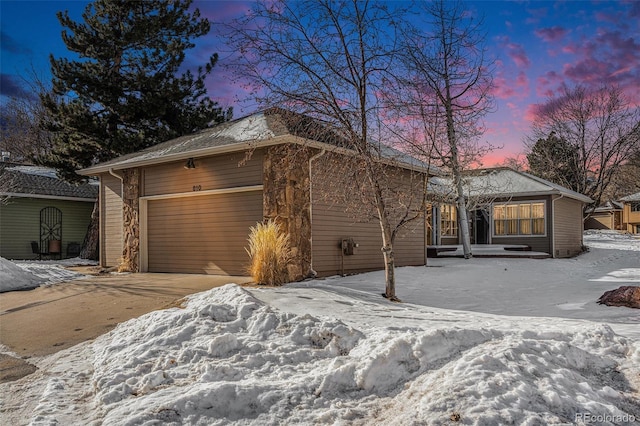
0,273,251,361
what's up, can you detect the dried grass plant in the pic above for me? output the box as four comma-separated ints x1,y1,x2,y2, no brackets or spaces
246,219,292,286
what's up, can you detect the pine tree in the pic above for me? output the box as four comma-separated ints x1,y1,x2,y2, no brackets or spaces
40,0,231,180
526,131,581,191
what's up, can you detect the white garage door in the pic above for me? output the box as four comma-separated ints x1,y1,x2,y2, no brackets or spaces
146,190,263,275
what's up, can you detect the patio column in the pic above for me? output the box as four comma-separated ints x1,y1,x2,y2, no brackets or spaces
121,168,140,272
263,145,313,282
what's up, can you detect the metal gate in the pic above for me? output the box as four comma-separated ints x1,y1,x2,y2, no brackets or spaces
40,206,62,259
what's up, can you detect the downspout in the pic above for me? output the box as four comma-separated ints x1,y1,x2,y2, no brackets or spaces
551,193,564,258
308,149,326,277
108,167,124,183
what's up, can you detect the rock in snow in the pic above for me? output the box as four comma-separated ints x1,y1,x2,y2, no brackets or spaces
599,286,640,309
19,284,640,425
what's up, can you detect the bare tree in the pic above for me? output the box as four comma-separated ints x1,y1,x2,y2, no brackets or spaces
398,0,495,259
223,0,427,300
527,84,640,213
497,155,527,172
0,74,53,163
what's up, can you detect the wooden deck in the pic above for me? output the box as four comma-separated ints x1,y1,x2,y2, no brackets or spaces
426,244,550,259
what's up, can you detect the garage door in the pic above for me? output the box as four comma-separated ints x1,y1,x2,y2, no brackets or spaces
146,190,263,275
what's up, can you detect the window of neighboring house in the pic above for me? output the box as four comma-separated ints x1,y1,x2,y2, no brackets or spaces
493,201,545,236
631,202,640,212
441,204,457,236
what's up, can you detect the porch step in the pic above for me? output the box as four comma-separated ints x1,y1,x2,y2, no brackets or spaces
427,244,550,259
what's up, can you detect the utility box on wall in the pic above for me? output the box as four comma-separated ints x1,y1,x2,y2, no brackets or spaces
341,238,359,255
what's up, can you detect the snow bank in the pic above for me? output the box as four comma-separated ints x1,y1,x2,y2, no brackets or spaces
25,284,638,425
0,257,93,292
0,256,44,292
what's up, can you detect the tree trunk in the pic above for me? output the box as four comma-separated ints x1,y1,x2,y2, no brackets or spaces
454,168,472,258
382,242,398,301
371,173,400,302
80,200,99,260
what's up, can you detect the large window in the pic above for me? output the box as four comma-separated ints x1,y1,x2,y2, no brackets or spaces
493,201,545,236
631,202,640,212
441,204,457,236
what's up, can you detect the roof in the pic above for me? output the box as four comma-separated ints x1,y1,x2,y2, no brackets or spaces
590,200,624,213
0,163,98,201
620,191,640,202
78,108,439,175
432,167,593,203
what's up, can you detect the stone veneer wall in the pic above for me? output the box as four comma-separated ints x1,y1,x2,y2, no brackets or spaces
121,168,140,272
263,145,313,281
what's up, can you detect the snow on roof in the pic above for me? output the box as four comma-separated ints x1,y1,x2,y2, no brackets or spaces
590,200,624,212
6,165,59,179
79,108,439,175
443,168,593,203
620,191,640,202
0,163,98,200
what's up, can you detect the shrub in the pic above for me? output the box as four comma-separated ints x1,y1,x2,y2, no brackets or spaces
246,219,292,285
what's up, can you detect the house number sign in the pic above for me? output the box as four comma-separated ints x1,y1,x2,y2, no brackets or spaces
192,185,202,192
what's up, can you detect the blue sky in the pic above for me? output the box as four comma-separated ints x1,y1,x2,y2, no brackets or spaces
1,0,638,165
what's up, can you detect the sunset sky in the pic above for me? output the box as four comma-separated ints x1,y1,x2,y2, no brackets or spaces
1,1,638,165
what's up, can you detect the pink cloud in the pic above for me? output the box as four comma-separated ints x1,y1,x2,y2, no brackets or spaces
515,71,530,94
491,75,515,100
561,43,579,54
524,104,543,123
535,71,563,98
562,30,640,89
506,43,530,69
534,26,568,42
525,7,548,24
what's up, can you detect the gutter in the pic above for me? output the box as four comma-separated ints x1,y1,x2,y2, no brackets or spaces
308,149,326,278
0,193,96,202
78,135,438,176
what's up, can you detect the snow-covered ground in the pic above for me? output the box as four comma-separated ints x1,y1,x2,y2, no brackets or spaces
0,257,95,293
1,231,638,425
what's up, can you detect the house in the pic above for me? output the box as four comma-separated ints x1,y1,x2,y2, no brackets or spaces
78,108,436,279
0,163,98,260
431,168,592,258
620,192,640,234
584,201,624,231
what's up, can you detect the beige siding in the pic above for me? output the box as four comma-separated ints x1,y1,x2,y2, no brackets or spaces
585,212,614,230
0,197,94,260
622,203,640,233
143,150,263,196
101,173,123,267
552,196,585,257
146,191,263,275
311,157,425,277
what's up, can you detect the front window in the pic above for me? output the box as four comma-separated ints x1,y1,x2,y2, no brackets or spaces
441,204,457,236
631,202,640,212
493,202,545,236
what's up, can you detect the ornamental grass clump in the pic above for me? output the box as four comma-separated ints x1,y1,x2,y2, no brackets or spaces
246,219,292,286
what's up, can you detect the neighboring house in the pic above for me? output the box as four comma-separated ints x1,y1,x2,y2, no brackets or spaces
0,163,98,260
79,108,437,278
584,201,624,231
620,192,640,234
432,168,592,258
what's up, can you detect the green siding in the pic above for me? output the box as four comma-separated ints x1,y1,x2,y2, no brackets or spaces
0,197,94,260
